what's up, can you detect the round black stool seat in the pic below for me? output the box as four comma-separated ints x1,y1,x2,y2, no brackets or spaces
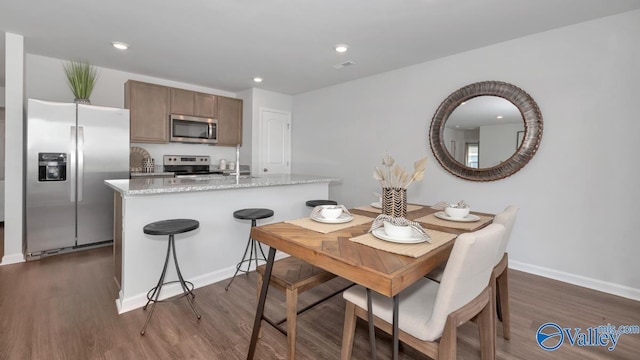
306,200,338,208
143,219,199,236
233,208,274,221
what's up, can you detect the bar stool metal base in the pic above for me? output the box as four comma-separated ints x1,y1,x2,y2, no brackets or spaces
225,218,267,291
225,208,273,291
140,233,201,335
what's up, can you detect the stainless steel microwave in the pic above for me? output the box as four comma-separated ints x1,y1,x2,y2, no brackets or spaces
170,114,218,144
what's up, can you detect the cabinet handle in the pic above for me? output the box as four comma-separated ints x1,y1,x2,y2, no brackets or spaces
263,168,268,172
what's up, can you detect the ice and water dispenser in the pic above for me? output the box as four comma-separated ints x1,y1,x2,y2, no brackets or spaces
38,152,67,181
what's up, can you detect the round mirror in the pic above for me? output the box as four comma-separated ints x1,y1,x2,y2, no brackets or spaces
429,81,543,181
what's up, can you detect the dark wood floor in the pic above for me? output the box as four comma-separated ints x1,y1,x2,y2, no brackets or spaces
0,247,639,359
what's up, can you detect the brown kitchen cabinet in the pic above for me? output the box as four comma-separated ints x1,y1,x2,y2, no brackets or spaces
126,80,240,145
216,96,243,146
194,92,217,118
171,88,217,118
170,88,194,115
125,80,170,143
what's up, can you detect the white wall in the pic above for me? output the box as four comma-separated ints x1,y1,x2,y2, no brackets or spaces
0,86,4,221
0,180,4,221
292,10,640,299
479,123,524,167
2,33,24,265
26,54,240,164
442,127,466,163
26,54,237,108
1,47,3,225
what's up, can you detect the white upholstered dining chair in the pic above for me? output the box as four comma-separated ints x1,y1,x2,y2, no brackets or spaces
426,205,518,340
341,223,506,360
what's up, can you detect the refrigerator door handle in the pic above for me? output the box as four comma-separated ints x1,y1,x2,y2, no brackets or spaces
70,126,76,202
78,126,84,202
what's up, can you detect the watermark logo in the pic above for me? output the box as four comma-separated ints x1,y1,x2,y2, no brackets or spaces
536,322,640,352
536,322,564,351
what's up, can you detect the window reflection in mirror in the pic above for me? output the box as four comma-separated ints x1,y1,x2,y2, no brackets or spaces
465,143,478,168
443,96,523,168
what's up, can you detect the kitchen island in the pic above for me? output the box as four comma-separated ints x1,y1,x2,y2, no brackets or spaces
105,174,340,314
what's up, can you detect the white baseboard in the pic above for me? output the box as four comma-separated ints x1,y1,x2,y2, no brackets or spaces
510,260,640,302
0,253,25,266
116,251,290,314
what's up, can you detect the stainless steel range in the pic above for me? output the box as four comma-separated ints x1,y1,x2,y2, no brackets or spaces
163,155,214,176
163,155,251,178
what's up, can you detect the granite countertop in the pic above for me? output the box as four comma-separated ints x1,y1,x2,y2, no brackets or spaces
105,174,341,196
130,172,175,177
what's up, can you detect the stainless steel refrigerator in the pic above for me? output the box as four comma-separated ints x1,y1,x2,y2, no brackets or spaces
26,99,130,257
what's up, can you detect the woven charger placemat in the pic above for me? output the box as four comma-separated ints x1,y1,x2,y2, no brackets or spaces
353,204,423,214
349,229,456,258
415,213,492,231
285,214,373,234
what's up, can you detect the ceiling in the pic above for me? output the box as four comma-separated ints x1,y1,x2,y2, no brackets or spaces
1,0,640,95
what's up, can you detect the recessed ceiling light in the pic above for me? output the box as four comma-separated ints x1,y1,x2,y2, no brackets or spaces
253,77,263,83
112,41,129,50
334,44,349,53
496,115,504,119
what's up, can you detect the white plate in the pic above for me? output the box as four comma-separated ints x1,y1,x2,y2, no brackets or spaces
434,211,481,222
371,228,428,244
371,202,382,209
311,213,354,224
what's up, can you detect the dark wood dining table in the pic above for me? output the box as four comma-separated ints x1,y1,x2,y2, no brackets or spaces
246,204,493,360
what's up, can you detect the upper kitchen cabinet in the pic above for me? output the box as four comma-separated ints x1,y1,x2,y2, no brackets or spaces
125,80,241,145
170,88,194,115
125,80,170,143
170,89,217,118
217,96,243,146
194,92,217,118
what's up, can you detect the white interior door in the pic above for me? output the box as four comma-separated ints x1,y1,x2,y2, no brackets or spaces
259,108,291,174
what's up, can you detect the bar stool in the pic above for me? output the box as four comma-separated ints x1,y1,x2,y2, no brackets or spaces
140,218,201,335
305,199,337,208
225,208,274,291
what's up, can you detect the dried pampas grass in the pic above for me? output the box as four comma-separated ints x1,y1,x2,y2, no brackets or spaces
374,153,427,189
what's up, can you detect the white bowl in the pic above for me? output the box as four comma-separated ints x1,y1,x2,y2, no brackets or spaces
320,206,343,220
383,221,413,239
444,206,471,219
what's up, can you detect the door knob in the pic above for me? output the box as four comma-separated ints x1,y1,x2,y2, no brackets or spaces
263,168,268,172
